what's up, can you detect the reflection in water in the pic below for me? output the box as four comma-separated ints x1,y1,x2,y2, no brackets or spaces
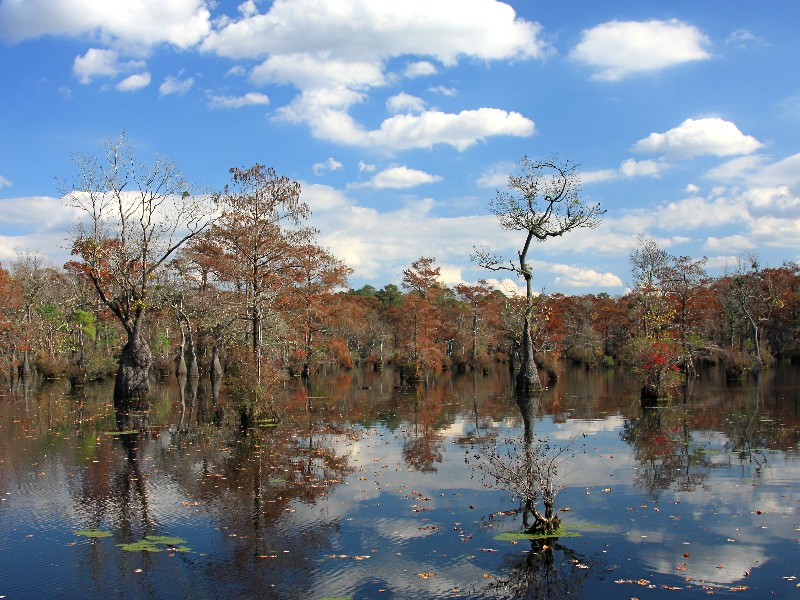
485,539,608,599
0,364,799,598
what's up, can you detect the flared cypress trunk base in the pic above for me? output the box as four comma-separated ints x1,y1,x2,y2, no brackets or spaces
114,334,152,403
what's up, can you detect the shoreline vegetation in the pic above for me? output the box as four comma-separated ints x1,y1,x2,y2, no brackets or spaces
2,140,797,407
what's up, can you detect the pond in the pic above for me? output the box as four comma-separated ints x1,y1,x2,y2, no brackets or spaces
1,363,799,599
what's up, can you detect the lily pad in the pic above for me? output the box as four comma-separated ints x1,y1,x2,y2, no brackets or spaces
74,529,113,538
495,527,580,541
117,535,191,553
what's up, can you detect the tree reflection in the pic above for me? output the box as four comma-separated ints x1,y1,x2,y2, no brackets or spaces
620,401,711,499
401,385,446,472
483,539,607,599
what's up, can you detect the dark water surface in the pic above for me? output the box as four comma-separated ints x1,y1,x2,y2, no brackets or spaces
1,364,799,599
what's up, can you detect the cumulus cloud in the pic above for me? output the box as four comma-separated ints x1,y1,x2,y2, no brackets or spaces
386,93,426,114
301,183,352,211
202,0,547,64
358,166,442,189
551,264,624,288
581,159,666,184
0,196,82,262
311,158,343,176
704,235,755,252
0,175,11,189
633,117,763,160
580,169,618,184
0,0,211,48
570,19,710,81
404,61,437,77
74,48,122,84
116,72,151,91
202,0,543,149
619,158,664,178
209,92,270,109
366,108,534,151
159,75,195,96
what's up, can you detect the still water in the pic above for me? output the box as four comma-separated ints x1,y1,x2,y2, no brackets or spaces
1,364,798,599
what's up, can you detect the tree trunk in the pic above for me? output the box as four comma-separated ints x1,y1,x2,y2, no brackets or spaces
210,343,223,383
115,330,152,403
515,314,542,395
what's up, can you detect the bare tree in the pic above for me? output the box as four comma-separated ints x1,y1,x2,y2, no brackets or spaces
60,132,214,402
474,156,604,395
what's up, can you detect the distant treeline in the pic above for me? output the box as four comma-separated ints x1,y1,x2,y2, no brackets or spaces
2,242,797,397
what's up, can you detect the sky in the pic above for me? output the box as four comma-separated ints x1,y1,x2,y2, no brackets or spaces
1,0,799,295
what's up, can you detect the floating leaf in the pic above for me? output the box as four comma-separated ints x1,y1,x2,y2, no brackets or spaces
117,535,190,553
495,527,580,541
74,529,113,538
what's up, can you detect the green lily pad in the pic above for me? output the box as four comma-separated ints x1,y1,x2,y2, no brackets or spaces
143,535,185,545
495,527,580,541
117,535,191,553
118,540,164,552
74,529,113,538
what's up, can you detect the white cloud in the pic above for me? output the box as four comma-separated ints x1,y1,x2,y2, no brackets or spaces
551,264,624,288
209,92,270,109
476,162,515,188
73,48,121,84
238,0,259,18
202,0,547,64
653,195,748,230
749,216,800,246
726,28,766,48
116,72,151,91
619,158,664,178
0,0,212,49
311,158,343,176
570,19,710,81
358,161,376,173
748,153,800,188
429,85,457,96
704,235,755,252
0,196,82,263
386,93,426,114
580,168,618,185
404,61,437,77
486,278,525,296
159,75,195,96
366,108,535,151
202,0,543,149
581,159,665,185
0,175,11,189
301,183,351,211
633,117,763,160
251,53,386,89
359,166,442,189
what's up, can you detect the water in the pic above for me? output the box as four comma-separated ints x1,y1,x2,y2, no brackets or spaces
0,364,798,598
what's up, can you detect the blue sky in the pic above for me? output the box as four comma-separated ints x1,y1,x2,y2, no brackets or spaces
1,0,799,294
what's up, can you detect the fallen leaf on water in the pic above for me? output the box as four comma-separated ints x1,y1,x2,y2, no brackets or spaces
417,572,435,579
